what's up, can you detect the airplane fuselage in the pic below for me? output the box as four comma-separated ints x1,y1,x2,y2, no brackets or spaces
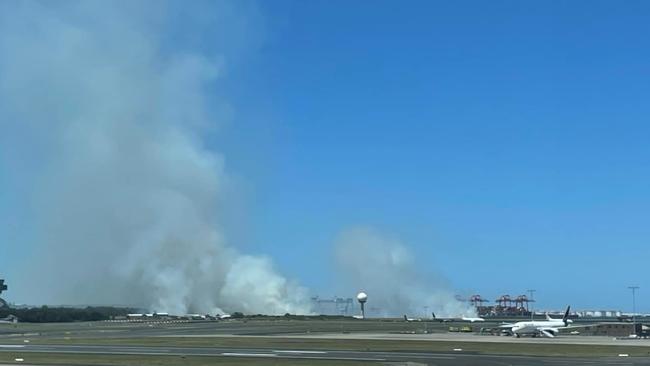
461,317,485,323
512,320,563,334
432,312,485,323
507,318,572,338
503,306,572,338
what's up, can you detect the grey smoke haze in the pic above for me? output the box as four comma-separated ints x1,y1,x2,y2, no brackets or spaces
335,227,474,317
1,1,472,317
0,0,310,315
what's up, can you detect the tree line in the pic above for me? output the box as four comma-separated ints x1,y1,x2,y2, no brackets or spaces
0,306,136,323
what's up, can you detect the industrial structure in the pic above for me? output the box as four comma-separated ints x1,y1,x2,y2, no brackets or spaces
463,293,536,317
310,296,354,316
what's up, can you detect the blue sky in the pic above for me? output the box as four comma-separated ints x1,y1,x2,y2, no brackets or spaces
1,0,649,311
220,0,650,310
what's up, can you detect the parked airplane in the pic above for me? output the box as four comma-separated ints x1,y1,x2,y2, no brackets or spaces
403,315,422,322
432,312,485,323
500,306,572,338
0,315,18,324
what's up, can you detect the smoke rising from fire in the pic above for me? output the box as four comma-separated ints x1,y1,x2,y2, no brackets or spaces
1,1,471,317
334,227,475,317
0,0,310,315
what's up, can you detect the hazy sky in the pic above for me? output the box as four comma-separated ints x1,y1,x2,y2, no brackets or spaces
2,0,649,312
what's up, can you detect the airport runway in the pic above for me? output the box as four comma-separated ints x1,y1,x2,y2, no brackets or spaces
1,343,650,365
3,320,650,365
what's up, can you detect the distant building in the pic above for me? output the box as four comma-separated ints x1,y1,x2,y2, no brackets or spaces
576,310,623,318
578,322,644,337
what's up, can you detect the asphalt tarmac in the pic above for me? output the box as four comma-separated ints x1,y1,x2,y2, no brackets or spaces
2,343,650,365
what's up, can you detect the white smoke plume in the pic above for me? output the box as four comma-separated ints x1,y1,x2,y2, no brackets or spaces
0,1,310,315
335,227,475,318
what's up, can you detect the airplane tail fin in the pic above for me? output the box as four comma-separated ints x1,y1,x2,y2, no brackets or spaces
562,306,571,326
404,315,408,321
546,312,553,321
432,312,444,322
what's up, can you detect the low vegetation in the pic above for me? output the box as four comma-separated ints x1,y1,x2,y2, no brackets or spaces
0,306,135,323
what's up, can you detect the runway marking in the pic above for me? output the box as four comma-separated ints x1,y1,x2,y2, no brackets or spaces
297,356,388,361
0,345,25,348
273,350,328,354
377,354,456,360
109,348,173,353
222,352,278,357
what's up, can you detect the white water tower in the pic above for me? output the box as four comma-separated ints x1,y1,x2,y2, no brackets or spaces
357,292,368,319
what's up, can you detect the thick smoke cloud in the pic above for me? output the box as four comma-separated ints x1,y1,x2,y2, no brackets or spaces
1,1,476,318
0,1,310,315
335,227,475,317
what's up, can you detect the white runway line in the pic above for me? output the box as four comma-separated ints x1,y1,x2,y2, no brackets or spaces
273,350,328,354
298,356,388,362
0,345,25,348
222,352,278,357
109,348,173,353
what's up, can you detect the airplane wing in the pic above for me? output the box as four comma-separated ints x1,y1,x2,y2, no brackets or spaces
498,323,515,328
539,329,556,338
531,324,594,337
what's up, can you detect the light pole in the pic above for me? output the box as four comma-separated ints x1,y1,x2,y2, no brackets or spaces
628,286,639,335
528,289,536,320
